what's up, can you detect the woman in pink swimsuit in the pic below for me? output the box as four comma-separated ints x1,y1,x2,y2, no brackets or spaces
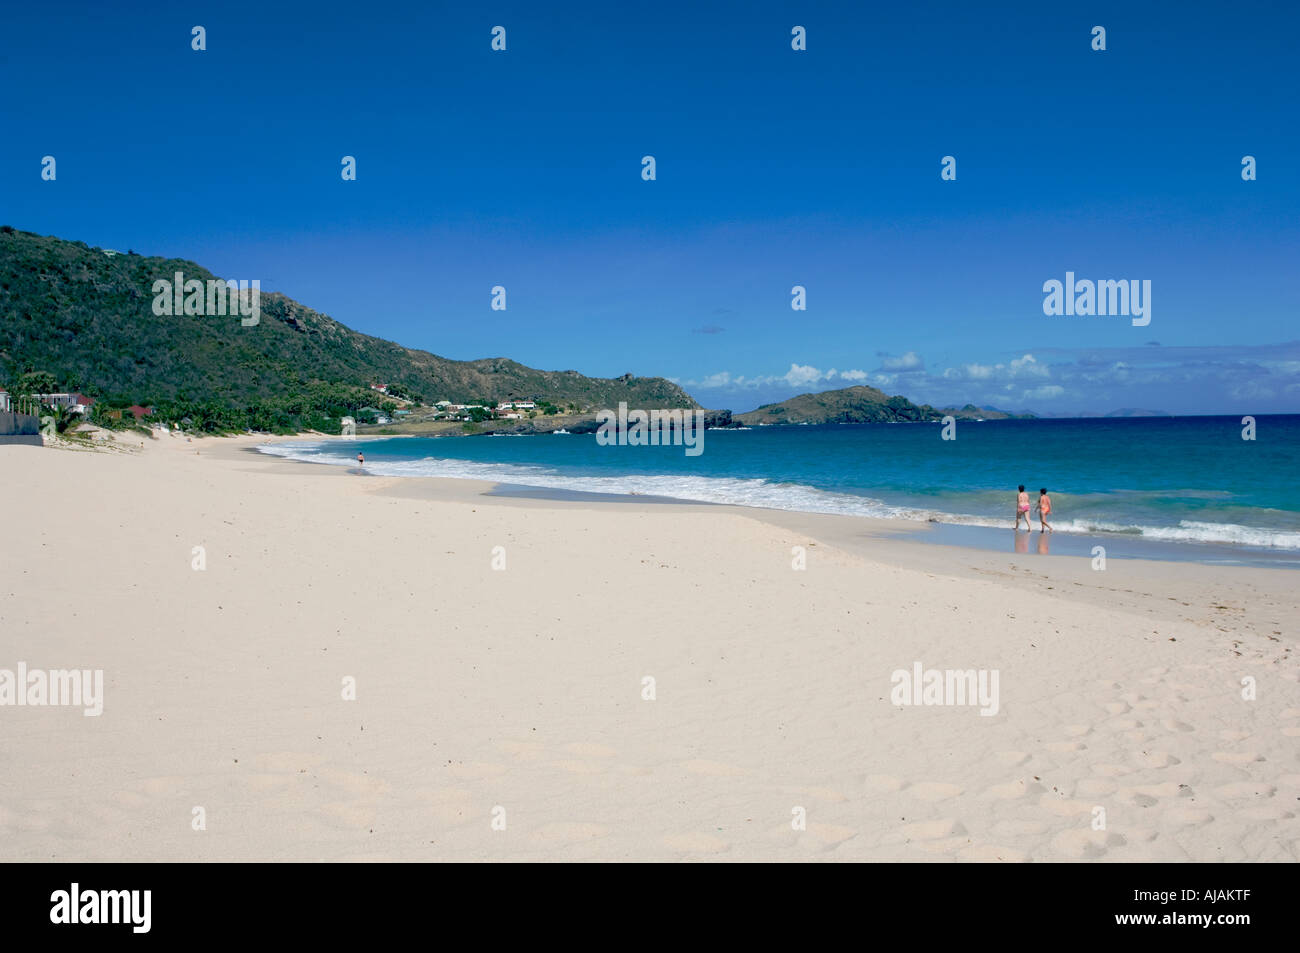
1015,485,1031,531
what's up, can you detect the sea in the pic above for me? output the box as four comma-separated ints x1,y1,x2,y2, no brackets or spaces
259,415,1300,567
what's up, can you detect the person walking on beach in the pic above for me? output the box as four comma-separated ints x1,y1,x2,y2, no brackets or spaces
1035,488,1053,533
356,451,364,469
1015,485,1032,531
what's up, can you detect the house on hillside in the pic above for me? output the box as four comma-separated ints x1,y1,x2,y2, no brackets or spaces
127,405,153,421
34,393,96,414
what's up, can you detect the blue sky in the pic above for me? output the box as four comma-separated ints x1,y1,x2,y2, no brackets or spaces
2,1,1297,414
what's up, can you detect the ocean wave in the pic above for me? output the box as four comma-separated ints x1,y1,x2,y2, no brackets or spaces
255,443,1300,550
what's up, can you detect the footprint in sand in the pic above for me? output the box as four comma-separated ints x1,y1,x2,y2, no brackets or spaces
1133,751,1180,769
1103,701,1131,715
1044,740,1088,753
1105,717,1143,731
1164,806,1214,827
907,782,963,802
1092,763,1135,778
1161,718,1195,733
1063,725,1092,738
994,751,1031,766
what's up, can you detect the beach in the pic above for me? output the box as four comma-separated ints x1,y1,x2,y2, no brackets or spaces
1,434,1296,861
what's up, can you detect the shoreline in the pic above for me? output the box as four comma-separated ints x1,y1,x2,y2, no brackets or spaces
254,433,1300,570
2,432,1295,861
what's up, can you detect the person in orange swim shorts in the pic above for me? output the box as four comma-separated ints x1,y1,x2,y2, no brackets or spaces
1035,487,1053,533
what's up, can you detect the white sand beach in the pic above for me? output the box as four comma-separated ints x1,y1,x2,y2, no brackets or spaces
1,434,1296,861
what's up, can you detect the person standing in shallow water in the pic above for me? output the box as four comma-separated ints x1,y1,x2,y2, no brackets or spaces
1015,485,1031,531
1036,488,1053,533
356,451,364,470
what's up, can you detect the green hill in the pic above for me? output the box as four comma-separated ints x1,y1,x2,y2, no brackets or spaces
0,227,695,424
735,385,1029,425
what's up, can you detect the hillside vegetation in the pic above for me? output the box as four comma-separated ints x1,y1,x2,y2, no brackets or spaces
0,228,695,428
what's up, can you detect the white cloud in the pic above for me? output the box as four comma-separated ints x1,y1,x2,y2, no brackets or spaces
782,363,825,387
878,351,924,372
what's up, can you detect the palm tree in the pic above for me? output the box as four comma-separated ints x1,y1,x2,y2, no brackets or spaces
41,402,75,434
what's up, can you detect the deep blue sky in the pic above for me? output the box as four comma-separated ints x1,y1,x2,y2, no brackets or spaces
3,1,1297,414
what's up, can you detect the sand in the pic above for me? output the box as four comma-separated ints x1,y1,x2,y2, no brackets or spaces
0,433,1296,861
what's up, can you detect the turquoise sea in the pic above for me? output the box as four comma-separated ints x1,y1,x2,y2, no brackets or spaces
261,415,1300,563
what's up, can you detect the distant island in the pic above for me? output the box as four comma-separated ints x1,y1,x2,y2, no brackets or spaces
734,385,1032,426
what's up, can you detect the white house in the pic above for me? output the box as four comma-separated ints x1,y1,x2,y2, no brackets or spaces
35,393,95,414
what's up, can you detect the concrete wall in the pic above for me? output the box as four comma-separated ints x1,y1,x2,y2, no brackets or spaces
0,411,43,446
